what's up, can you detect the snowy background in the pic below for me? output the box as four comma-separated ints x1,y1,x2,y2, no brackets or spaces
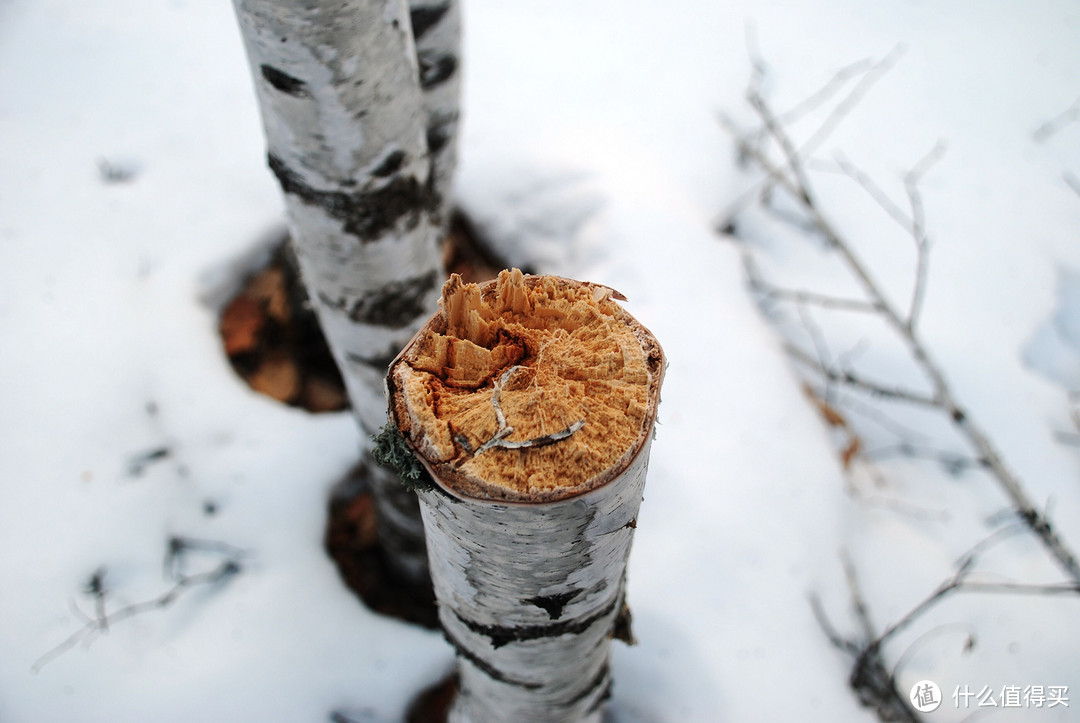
2,0,1078,721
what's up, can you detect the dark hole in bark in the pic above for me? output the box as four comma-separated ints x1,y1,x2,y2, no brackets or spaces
410,3,450,41
525,589,581,620
418,51,457,90
426,113,457,155
259,64,308,97
371,149,406,178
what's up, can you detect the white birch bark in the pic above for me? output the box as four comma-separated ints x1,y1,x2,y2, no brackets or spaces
387,271,665,721
232,0,458,586
409,0,461,228
418,445,651,722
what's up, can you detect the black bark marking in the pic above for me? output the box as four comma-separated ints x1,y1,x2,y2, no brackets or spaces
260,64,308,97
267,154,439,242
371,150,406,178
426,113,457,155
587,677,613,714
559,663,609,707
442,627,542,689
346,346,399,371
418,51,458,90
322,270,438,328
524,589,581,620
410,3,450,41
454,597,618,649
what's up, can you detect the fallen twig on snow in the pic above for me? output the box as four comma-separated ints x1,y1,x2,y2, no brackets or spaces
813,530,1079,722
32,536,245,673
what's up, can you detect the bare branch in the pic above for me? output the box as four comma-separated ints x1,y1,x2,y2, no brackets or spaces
890,622,976,681
798,46,905,159
854,493,952,524
828,152,914,231
841,551,875,641
810,552,919,722
866,442,983,476
809,592,860,654
743,252,881,313
785,343,939,407
777,58,875,127
903,142,946,332
727,63,1080,583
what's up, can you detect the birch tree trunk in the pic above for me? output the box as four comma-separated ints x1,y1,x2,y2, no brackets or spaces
231,0,460,589
387,270,665,721
410,0,461,227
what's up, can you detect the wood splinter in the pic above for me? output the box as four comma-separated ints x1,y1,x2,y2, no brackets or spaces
387,269,664,722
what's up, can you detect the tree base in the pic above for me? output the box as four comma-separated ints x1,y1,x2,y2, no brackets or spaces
323,461,439,629
217,212,513,413
217,211,515,628
405,672,459,723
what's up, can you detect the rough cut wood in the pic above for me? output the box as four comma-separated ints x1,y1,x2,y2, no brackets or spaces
389,269,663,502
388,270,664,721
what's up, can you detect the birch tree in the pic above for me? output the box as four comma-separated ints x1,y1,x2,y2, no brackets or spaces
386,270,665,721
231,0,461,589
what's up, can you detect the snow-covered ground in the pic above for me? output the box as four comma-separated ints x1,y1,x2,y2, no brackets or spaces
1,1,1078,721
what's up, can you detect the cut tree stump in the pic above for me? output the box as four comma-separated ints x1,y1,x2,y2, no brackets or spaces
387,269,664,722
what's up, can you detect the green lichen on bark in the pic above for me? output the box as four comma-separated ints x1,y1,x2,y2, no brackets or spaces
371,424,431,490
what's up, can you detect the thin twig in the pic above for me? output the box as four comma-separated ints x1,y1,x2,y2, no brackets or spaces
866,442,983,476
890,622,976,681
33,540,244,673
777,58,875,127
903,142,947,332
785,343,938,407
798,46,905,159
743,252,881,313
809,592,860,654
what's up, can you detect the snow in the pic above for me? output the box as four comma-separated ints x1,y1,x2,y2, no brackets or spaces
1,0,1078,721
